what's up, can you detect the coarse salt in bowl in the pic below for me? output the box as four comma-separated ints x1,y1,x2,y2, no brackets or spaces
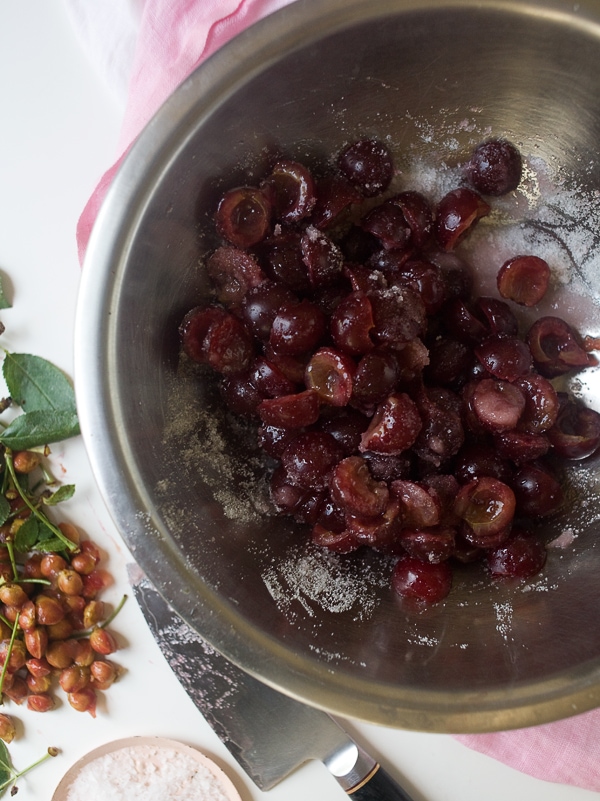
51,737,242,801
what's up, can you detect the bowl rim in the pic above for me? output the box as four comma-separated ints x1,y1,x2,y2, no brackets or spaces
75,0,600,731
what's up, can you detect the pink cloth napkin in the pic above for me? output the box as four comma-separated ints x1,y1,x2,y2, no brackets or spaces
65,0,600,791
67,0,293,262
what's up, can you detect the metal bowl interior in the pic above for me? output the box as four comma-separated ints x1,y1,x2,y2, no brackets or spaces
76,0,600,731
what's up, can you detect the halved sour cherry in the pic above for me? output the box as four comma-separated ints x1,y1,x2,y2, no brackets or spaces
262,160,316,223
435,188,491,251
497,255,550,306
454,476,516,545
527,317,598,377
215,186,272,248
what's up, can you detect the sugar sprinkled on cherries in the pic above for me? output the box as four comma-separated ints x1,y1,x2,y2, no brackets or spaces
181,138,600,607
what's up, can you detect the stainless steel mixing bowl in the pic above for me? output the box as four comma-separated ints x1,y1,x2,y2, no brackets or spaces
75,0,600,731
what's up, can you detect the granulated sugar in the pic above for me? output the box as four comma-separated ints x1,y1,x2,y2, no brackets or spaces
160,359,270,524
401,151,600,313
262,543,389,622
61,741,238,801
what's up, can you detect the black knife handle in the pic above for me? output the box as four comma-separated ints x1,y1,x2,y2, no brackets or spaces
347,763,416,801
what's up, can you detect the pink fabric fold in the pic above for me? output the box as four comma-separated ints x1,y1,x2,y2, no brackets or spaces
71,0,294,263
457,710,600,792
67,0,600,791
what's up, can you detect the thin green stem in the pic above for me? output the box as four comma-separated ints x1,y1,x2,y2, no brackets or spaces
0,617,19,699
0,747,58,793
100,594,128,628
18,577,50,587
13,747,58,780
4,451,76,553
4,542,17,584
70,594,128,639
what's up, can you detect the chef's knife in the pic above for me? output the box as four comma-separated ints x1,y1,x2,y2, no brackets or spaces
128,563,417,800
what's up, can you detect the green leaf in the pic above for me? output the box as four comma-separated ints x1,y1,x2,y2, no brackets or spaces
0,275,11,311
14,514,62,553
13,517,41,552
2,353,76,412
0,410,80,450
36,518,57,542
42,484,76,506
0,740,13,793
34,537,69,553
0,496,9,528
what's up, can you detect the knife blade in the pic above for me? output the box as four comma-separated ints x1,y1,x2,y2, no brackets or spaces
128,562,417,800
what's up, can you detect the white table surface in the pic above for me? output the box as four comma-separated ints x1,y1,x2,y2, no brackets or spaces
0,1,597,799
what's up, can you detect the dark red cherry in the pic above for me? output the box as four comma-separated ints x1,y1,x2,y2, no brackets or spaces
435,188,490,251
311,525,359,554
470,378,526,432
239,280,297,341
475,335,533,382
425,338,473,387
215,186,272,248
220,374,262,418
398,527,456,564
186,309,254,376
360,201,411,250
548,396,600,460
310,174,362,229
281,431,344,490
454,476,516,542
257,424,300,458
300,226,344,288
466,139,523,196
180,305,227,364
318,407,369,455
511,462,564,517
269,300,326,356
391,555,452,604
362,452,411,482
474,297,519,337
250,357,297,398
258,389,320,428
330,292,376,356
367,247,412,278
494,430,550,464
369,286,427,346
257,231,311,294
305,348,355,407
329,456,389,518
487,530,546,579
262,160,316,223
359,393,422,455
206,246,266,308
337,139,394,197
514,373,559,434
497,255,550,307
390,480,441,528
412,388,464,467
351,350,399,411
442,298,489,345
454,444,513,485
391,191,434,249
526,316,598,378
270,465,309,514
390,259,447,315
